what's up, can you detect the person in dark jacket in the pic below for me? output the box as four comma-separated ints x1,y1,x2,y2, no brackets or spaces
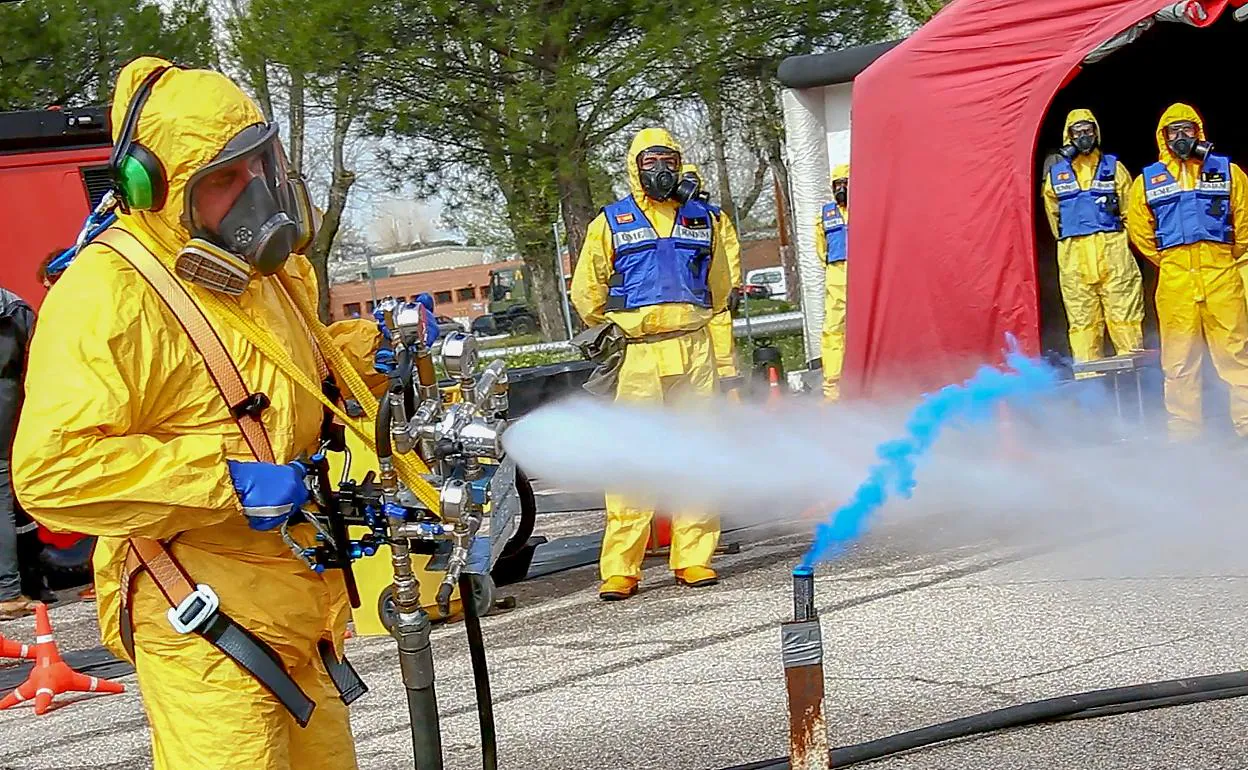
0,286,38,619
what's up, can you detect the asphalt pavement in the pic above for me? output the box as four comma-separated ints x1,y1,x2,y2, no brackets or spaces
2,506,1247,770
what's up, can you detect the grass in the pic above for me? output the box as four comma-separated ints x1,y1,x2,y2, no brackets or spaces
734,297,796,316
484,329,809,372
736,331,808,374
478,331,545,350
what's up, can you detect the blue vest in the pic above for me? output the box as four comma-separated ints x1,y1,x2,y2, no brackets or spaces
1049,154,1122,239
1143,154,1233,251
603,195,714,311
821,202,847,264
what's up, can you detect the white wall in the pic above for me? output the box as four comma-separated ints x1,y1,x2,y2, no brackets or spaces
823,83,853,176
781,82,852,362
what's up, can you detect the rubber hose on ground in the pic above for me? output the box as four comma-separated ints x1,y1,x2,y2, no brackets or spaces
720,670,1248,770
460,574,498,770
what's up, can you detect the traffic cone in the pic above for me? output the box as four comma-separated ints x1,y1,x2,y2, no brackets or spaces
0,603,124,715
767,366,784,405
0,631,34,660
647,516,673,551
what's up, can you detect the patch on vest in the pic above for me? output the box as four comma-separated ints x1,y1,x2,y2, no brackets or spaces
1057,172,1072,181
680,216,710,229
1150,173,1169,184
615,212,635,224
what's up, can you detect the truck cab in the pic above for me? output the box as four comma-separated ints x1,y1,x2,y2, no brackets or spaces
0,106,113,308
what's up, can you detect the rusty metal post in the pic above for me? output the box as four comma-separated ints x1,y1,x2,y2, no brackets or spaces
782,567,830,770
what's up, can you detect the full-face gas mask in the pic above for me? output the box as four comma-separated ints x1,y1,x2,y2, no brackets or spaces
175,123,316,295
1165,120,1212,162
637,146,681,202
832,177,848,209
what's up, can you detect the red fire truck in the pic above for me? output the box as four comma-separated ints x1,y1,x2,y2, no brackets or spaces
0,107,110,575
0,105,112,309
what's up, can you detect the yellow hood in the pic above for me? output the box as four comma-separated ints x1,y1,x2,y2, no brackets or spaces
1063,108,1100,142
831,163,850,183
110,56,267,258
1155,102,1206,169
628,127,682,203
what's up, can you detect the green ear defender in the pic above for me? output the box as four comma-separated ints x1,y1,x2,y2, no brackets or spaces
109,66,172,212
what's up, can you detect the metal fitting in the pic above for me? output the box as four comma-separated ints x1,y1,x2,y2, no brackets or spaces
440,332,478,379
439,478,469,523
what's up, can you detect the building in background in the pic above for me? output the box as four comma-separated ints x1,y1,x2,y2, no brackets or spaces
328,243,572,323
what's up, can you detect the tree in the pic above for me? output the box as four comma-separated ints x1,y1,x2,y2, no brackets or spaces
368,199,445,252
0,0,217,111
225,0,388,321
902,0,953,24
365,1,695,341
676,0,895,306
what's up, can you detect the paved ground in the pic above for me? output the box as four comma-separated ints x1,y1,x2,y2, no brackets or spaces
2,505,1248,770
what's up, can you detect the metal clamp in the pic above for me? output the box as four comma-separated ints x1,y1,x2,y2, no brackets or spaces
167,583,220,634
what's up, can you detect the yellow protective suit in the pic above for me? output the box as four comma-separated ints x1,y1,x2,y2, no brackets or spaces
1043,109,1144,364
571,128,731,583
681,163,743,378
815,164,850,400
1125,103,1248,439
11,57,375,770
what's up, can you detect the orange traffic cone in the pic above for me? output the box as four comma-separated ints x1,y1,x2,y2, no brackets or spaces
0,603,124,715
0,631,34,660
767,366,784,405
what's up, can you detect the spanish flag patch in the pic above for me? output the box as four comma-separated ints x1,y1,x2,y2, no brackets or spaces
615,213,635,224
1151,173,1168,184
1058,172,1072,181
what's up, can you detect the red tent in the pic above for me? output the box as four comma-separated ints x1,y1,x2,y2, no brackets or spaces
843,0,1240,398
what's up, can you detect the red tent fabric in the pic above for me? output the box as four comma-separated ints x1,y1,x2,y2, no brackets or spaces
843,0,1233,398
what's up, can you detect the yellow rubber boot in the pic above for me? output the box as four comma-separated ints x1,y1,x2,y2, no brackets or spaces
599,576,639,601
675,566,718,587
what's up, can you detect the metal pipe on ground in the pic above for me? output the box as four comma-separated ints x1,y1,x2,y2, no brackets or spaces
781,567,830,770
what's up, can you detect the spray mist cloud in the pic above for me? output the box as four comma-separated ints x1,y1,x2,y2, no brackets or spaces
798,345,1060,571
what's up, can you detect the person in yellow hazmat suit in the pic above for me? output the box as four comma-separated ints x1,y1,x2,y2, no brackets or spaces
571,128,732,600
681,163,743,385
1043,109,1144,367
1126,103,1248,440
11,57,386,769
815,164,850,400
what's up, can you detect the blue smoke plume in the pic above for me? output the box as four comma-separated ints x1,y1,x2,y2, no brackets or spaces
797,339,1061,571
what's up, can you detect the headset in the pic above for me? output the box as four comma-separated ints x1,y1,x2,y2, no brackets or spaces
108,65,172,212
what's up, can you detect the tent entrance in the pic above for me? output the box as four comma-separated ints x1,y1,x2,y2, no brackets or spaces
1036,10,1248,359
1035,10,1247,429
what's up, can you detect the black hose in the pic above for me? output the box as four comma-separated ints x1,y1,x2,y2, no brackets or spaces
376,388,394,459
719,670,1248,770
459,575,498,770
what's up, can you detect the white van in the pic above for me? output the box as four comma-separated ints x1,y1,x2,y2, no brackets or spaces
745,266,788,301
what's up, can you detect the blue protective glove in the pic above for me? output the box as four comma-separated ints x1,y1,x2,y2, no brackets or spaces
373,314,397,374
227,460,310,531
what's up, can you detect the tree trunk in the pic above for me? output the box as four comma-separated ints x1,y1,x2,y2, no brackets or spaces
507,205,567,341
288,68,306,176
736,150,769,225
704,88,737,223
251,60,274,122
768,138,802,314
556,150,597,274
306,76,355,322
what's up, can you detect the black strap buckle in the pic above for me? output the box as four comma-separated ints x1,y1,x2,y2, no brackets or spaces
231,392,270,420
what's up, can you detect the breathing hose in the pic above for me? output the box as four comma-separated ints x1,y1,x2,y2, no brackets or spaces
460,575,499,770
719,669,1248,770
